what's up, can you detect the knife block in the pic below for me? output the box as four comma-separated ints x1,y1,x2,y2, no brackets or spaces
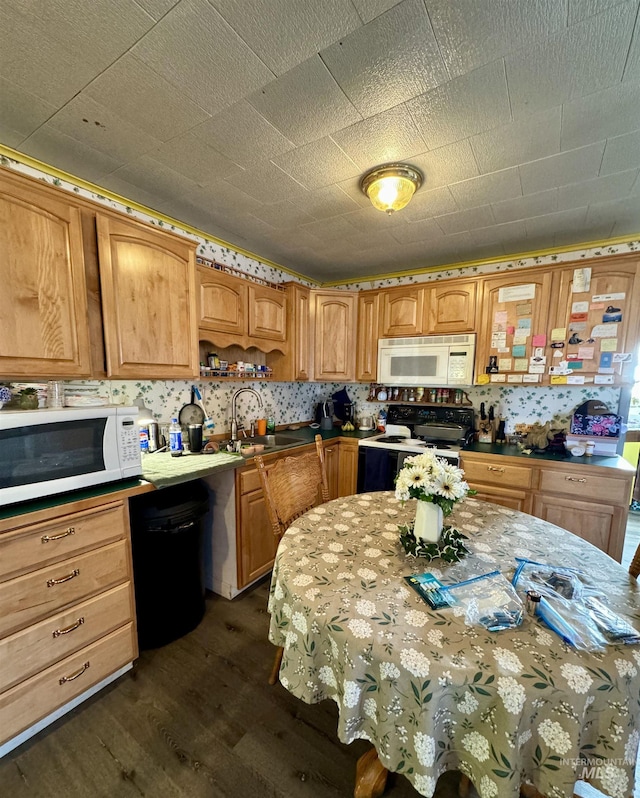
477,420,494,443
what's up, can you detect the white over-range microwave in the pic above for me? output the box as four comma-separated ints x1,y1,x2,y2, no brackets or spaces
377,334,476,387
0,405,142,507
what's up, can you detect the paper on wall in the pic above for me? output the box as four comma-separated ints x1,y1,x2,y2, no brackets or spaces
498,358,513,371
513,332,529,345
507,374,524,383
491,332,507,348
514,358,529,371
577,346,594,360
522,374,541,383
613,353,633,363
490,373,506,382
550,375,567,384
594,374,615,384
516,302,532,315
494,311,508,323
551,328,566,341
591,324,618,338
498,284,536,303
528,364,545,374
592,292,625,302
600,338,618,351
571,301,589,314
567,375,585,384
572,268,591,292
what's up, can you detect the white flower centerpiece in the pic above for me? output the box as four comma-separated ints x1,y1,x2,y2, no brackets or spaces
395,450,473,561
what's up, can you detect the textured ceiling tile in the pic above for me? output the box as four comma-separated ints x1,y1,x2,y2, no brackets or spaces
293,185,361,220
506,4,635,119
132,0,274,114
568,0,625,24
448,168,521,210
185,178,263,215
248,201,317,229
351,0,404,23
247,56,361,145
345,229,404,251
110,155,205,204
622,8,640,81
20,127,122,184
344,206,410,233
321,0,448,116
0,78,57,146
587,194,640,228
330,105,428,169
99,173,169,212
210,0,361,75
467,219,528,247
388,217,444,244
189,100,294,167
427,0,566,78
401,186,459,221
524,207,589,238
336,176,379,208
5,0,155,70
519,143,606,194
148,130,241,184
609,196,640,234
272,138,361,190
46,95,164,163
558,169,638,211
434,204,495,235
84,54,211,142
408,60,511,150
471,107,562,173
554,222,616,246
299,215,361,241
132,0,181,20
491,188,558,223
226,161,308,204
0,5,99,106
600,130,640,175
561,82,640,150
410,139,480,189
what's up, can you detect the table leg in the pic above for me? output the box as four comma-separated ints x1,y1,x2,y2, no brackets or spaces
459,774,471,796
268,646,284,685
354,748,388,798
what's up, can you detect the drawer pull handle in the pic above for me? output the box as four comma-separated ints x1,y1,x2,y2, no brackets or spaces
53,617,85,638
47,568,80,587
59,661,90,685
42,527,75,543
487,466,505,473
565,476,587,484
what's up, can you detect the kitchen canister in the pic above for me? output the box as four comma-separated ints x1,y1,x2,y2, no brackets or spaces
46,381,65,408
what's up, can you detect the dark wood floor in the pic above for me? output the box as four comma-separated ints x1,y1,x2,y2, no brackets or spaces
0,580,468,798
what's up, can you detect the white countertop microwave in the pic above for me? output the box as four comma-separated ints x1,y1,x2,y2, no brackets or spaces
0,405,142,507
377,334,476,387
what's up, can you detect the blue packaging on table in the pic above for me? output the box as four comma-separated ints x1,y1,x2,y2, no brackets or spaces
570,400,621,438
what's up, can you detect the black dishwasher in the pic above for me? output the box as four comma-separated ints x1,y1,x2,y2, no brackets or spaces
129,481,209,649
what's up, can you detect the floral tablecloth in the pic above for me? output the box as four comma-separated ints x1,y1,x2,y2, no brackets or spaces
267,492,640,798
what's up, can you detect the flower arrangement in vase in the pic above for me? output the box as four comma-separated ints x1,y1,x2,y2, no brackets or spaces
395,450,473,561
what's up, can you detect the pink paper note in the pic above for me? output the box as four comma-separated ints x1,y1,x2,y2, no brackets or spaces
531,334,546,347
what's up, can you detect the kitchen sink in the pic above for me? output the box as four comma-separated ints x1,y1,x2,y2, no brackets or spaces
242,434,306,449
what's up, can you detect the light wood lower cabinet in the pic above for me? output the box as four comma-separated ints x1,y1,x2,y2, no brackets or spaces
460,451,633,561
0,496,137,749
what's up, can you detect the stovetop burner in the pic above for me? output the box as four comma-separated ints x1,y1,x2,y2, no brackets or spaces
417,441,453,450
374,435,407,444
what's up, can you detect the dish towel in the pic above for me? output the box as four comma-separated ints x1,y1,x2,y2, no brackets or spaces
141,451,242,488
362,449,390,492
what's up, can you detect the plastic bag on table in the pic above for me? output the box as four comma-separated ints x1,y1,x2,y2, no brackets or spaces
442,570,524,632
584,596,640,645
512,559,608,651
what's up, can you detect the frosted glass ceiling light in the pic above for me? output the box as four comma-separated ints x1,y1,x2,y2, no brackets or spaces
361,163,423,214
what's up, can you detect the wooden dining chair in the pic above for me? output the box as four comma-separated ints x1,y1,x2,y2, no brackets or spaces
254,434,330,684
629,543,640,578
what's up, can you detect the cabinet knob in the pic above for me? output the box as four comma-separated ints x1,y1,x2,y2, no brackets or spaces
41,526,75,543
487,466,504,473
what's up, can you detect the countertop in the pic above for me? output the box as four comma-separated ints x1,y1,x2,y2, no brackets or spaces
461,441,634,472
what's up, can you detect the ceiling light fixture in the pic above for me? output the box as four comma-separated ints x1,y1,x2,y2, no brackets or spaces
360,162,423,214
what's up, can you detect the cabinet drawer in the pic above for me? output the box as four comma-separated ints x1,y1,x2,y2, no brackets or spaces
462,459,533,489
0,540,129,639
0,623,135,747
538,468,628,504
0,502,126,582
0,583,133,694
239,468,261,494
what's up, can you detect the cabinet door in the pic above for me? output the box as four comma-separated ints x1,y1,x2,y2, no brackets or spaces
0,170,91,377
97,214,198,378
427,282,477,333
323,442,340,500
337,440,359,497
314,291,357,380
475,271,552,384
532,494,619,558
467,484,532,513
549,258,640,384
291,284,312,380
381,287,426,336
248,284,287,342
198,265,247,336
356,292,380,381
237,486,278,588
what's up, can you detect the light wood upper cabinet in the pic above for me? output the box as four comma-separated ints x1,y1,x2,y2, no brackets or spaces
381,286,426,336
248,284,286,342
275,283,312,381
0,169,92,378
549,256,640,384
356,291,380,381
427,282,477,333
475,270,553,384
97,214,199,379
198,266,246,336
314,290,357,381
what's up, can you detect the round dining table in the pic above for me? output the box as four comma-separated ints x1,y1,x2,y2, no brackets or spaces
267,492,640,798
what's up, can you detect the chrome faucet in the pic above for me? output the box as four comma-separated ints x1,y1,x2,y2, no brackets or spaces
230,387,263,441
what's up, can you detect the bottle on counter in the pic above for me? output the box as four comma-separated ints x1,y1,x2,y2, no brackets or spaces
266,407,276,433
169,418,183,457
139,425,149,453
